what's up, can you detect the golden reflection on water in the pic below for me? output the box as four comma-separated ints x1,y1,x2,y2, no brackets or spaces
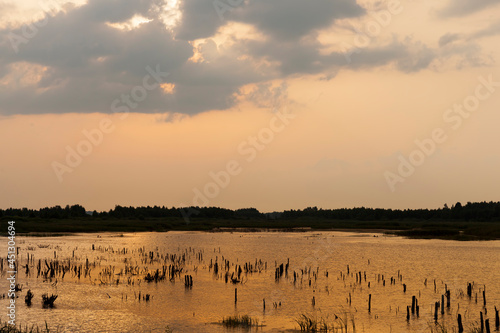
1,232,499,332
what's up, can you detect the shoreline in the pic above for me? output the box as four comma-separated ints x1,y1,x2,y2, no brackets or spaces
1,217,499,241
6,227,499,242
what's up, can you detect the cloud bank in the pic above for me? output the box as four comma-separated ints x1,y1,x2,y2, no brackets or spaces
0,0,493,115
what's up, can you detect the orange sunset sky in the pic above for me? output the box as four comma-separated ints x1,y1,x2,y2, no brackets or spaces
1,0,499,212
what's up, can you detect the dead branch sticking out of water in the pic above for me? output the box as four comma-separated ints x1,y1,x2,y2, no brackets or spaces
24,290,34,306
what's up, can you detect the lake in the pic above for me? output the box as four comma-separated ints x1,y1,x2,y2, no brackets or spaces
1,231,499,332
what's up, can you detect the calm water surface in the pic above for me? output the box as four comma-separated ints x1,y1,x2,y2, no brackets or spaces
1,231,499,332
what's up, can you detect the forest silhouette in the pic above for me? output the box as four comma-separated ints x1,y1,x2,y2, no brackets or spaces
2,201,500,222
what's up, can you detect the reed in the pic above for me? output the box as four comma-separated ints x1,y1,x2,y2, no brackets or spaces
221,315,258,328
295,314,351,332
429,321,485,333
0,320,54,333
41,294,58,308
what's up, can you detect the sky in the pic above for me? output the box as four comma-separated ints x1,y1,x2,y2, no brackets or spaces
0,0,499,212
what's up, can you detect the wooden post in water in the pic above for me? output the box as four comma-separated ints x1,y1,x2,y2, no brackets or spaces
480,311,484,332
412,296,416,315
406,306,410,321
368,294,371,313
458,314,464,333
263,299,265,311
234,288,237,303
483,289,486,307
434,302,439,321
495,306,499,330
485,319,491,333
441,295,445,314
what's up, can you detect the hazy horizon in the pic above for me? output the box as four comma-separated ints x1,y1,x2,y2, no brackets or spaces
0,201,485,214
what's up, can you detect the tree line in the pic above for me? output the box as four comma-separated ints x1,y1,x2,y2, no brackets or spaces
1,201,500,222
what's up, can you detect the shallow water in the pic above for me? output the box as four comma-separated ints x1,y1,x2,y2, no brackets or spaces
1,231,499,332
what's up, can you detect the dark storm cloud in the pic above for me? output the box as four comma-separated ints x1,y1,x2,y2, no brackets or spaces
175,0,364,41
0,0,475,115
232,0,365,40
239,36,437,76
75,0,155,23
0,1,193,114
175,0,225,40
438,0,500,17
